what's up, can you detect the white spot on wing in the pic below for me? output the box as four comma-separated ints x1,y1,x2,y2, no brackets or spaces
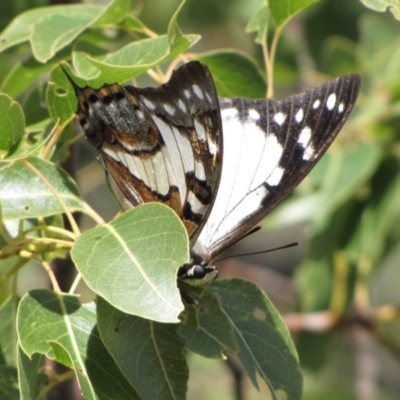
303,145,315,161
178,99,187,112
195,160,206,181
163,103,175,116
221,107,238,120
338,103,344,113
249,109,260,120
295,108,304,123
266,166,284,186
187,191,206,215
208,139,217,155
326,93,336,110
273,112,286,126
184,89,191,99
103,147,118,161
298,126,312,148
193,84,204,99
142,97,155,110
152,115,189,203
313,99,320,109
194,119,206,141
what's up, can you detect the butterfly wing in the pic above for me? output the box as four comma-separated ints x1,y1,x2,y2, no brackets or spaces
73,62,222,240
191,73,361,261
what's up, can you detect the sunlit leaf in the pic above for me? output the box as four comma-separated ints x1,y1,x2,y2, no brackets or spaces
72,204,188,323
0,94,25,160
246,4,270,44
269,0,319,27
0,157,87,220
360,0,400,21
0,0,130,63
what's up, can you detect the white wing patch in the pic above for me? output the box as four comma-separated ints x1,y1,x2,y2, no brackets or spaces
142,97,156,110
266,166,284,186
273,112,286,126
152,116,190,204
298,126,312,148
163,103,176,116
192,84,204,100
326,93,336,110
198,103,285,251
249,109,260,120
295,108,304,123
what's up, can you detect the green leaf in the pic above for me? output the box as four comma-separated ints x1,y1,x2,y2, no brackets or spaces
97,297,188,400
74,33,200,83
0,156,87,220
310,142,381,228
0,365,19,399
5,120,55,162
179,285,238,359
17,290,140,400
246,4,270,44
0,0,129,63
0,296,18,367
71,203,188,323
359,14,400,80
47,64,77,125
346,157,400,266
269,0,319,28
1,56,58,99
167,0,193,53
359,0,400,21
17,348,46,400
209,279,302,400
197,51,266,98
0,94,25,160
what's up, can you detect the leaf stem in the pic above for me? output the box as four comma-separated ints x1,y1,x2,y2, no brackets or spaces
264,25,283,98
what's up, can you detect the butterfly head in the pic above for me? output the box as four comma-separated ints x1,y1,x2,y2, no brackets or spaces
178,260,218,286
177,242,218,286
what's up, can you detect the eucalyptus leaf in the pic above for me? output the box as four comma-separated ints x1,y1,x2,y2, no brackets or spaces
197,51,266,98
97,297,188,400
179,285,238,359
17,290,140,400
0,0,129,63
209,279,302,400
0,296,18,367
0,94,25,159
17,349,46,400
360,0,400,21
269,0,319,28
0,156,87,220
72,203,188,323
246,4,270,44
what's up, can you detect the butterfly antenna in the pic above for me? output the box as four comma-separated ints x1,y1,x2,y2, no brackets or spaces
215,241,299,263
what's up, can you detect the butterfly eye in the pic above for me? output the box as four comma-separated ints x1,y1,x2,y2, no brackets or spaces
191,264,208,279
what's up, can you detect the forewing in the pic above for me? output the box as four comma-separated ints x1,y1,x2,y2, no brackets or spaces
73,61,222,239
194,73,361,259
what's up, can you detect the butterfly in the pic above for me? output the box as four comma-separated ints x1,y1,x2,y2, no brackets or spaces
64,61,361,285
